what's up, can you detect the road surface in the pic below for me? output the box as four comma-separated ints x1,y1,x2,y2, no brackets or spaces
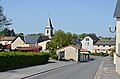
29,56,104,79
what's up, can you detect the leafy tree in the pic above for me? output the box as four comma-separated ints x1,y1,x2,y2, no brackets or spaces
16,33,24,36
78,33,88,39
46,29,74,52
78,33,97,39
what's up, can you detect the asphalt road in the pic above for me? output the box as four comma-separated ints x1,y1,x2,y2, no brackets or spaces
29,57,104,79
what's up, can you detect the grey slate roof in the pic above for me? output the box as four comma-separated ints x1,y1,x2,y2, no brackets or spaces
114,0,120,18
19,36,50,44
73,36,82,48
94,40,116,45
73,36,81,44
89,35,99,43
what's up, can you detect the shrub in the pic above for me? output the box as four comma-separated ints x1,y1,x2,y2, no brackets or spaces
90,52,108,57
50,53,58,60
0,52,50,71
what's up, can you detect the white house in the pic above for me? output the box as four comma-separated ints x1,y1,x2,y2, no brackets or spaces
81,36,98,52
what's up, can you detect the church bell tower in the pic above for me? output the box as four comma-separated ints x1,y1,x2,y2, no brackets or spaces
45,17,54,39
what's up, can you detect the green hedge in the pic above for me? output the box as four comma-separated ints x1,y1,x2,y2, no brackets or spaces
0,52,50,71
90,52,108,57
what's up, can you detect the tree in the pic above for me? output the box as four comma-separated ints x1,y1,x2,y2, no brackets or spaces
0,3,12,36
78,33,97,39
0,28,15,36
46,29,74,52
78,33,88,39
16,33,24,36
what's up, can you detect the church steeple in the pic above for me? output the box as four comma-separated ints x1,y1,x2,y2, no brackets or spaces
45,16,54,39
47,17,54,29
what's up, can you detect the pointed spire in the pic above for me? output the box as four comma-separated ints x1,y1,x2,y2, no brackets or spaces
46,14,54,29
114,0,120,18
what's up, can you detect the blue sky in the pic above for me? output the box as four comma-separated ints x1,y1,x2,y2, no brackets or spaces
1,0,117,37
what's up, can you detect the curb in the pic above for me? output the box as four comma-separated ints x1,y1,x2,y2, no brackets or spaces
94,60,104,79
20,62,76,79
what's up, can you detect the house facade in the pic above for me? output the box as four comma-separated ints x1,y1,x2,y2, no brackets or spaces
81,36,95,52
0,37,16,45
0,37,16,51
56,45,80,62
11,36,51,51
93,40,116,54
81,36,115,53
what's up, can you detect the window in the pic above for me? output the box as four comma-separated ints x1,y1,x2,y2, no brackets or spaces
98,45,99,47
103,49,105,51
47,30,49,34
87,43,89,46
103,45,105,47
86,38,89,41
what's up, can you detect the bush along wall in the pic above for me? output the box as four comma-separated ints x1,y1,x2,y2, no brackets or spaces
0,52,50,71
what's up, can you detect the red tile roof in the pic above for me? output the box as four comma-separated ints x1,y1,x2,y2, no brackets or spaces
80,48,89,52
57,45,80,51
17,47,42,51
0,37,16,41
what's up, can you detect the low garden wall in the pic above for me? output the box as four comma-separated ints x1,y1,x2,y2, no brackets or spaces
0,52,49,71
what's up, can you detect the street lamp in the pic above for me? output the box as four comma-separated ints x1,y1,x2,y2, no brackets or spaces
108,24,116,33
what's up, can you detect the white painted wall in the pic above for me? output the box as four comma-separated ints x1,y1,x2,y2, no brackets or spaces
116,18,120,54
81,36,93,52
45,27,53,39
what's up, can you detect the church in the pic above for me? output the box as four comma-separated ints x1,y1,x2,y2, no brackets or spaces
11,17,54,51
